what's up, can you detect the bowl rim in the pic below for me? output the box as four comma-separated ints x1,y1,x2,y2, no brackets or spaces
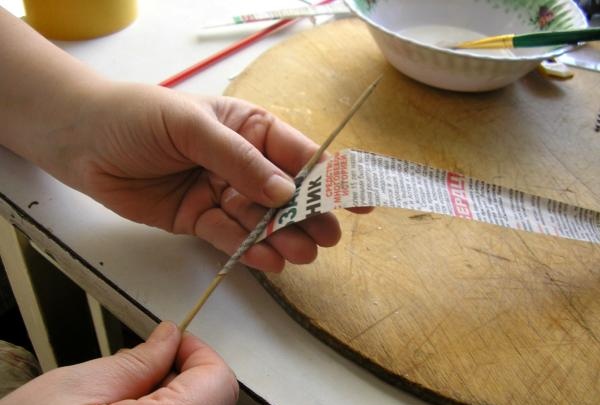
343,0,589,62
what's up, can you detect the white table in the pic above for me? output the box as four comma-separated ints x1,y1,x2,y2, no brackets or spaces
0,1,427,404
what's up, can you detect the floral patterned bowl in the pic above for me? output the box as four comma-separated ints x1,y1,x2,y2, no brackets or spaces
344,0,588,91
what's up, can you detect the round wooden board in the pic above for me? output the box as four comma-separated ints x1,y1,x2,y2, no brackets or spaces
225,19,600,405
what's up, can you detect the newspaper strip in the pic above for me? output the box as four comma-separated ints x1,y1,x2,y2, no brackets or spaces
260,149,600,243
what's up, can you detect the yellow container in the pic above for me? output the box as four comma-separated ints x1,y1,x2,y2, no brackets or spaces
23,0,137,40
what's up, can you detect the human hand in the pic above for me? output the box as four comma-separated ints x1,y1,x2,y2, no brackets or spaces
1,321,238,405
0,7,371,273
42,82,370,272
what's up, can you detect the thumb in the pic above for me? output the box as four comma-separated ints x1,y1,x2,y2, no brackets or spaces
71,321,181,403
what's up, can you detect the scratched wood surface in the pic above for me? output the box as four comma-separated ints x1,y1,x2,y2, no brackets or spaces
225,19,600,405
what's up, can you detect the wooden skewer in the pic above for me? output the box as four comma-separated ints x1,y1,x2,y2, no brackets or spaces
178,75,383,331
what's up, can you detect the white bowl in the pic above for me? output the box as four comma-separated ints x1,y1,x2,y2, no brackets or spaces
344,0,588,91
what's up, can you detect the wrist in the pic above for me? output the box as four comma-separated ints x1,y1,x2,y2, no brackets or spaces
5,75,111,182
0,7,112,184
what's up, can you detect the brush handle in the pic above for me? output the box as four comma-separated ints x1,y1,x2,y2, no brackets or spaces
514,27,600,47
201,3,349,29
160,0,336,87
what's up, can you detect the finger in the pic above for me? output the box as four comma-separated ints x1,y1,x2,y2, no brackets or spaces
171,171,229,235
194,208,285,272
160,371,178,387
266,228,318,264
175,333,231,373
213,97,321,176
295,212,342,248
70,321,180,404
171,105,296,208
238,110,320,176
219,187,269,229
121,334,238,405
175,333,238,404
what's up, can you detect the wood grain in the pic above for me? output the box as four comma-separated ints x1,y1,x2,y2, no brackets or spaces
225,18,600,405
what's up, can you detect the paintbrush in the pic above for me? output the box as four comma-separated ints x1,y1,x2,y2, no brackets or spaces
453,27,600,49
178,75,383,331
160,0,337,87
200,3,349,29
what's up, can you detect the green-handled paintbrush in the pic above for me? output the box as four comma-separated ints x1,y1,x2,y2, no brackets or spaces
454,27,600,49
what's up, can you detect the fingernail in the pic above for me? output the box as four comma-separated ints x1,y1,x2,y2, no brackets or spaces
264,174,296,205
148,321,177,342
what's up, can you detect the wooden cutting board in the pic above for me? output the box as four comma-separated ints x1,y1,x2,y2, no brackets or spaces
225,19,600,405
